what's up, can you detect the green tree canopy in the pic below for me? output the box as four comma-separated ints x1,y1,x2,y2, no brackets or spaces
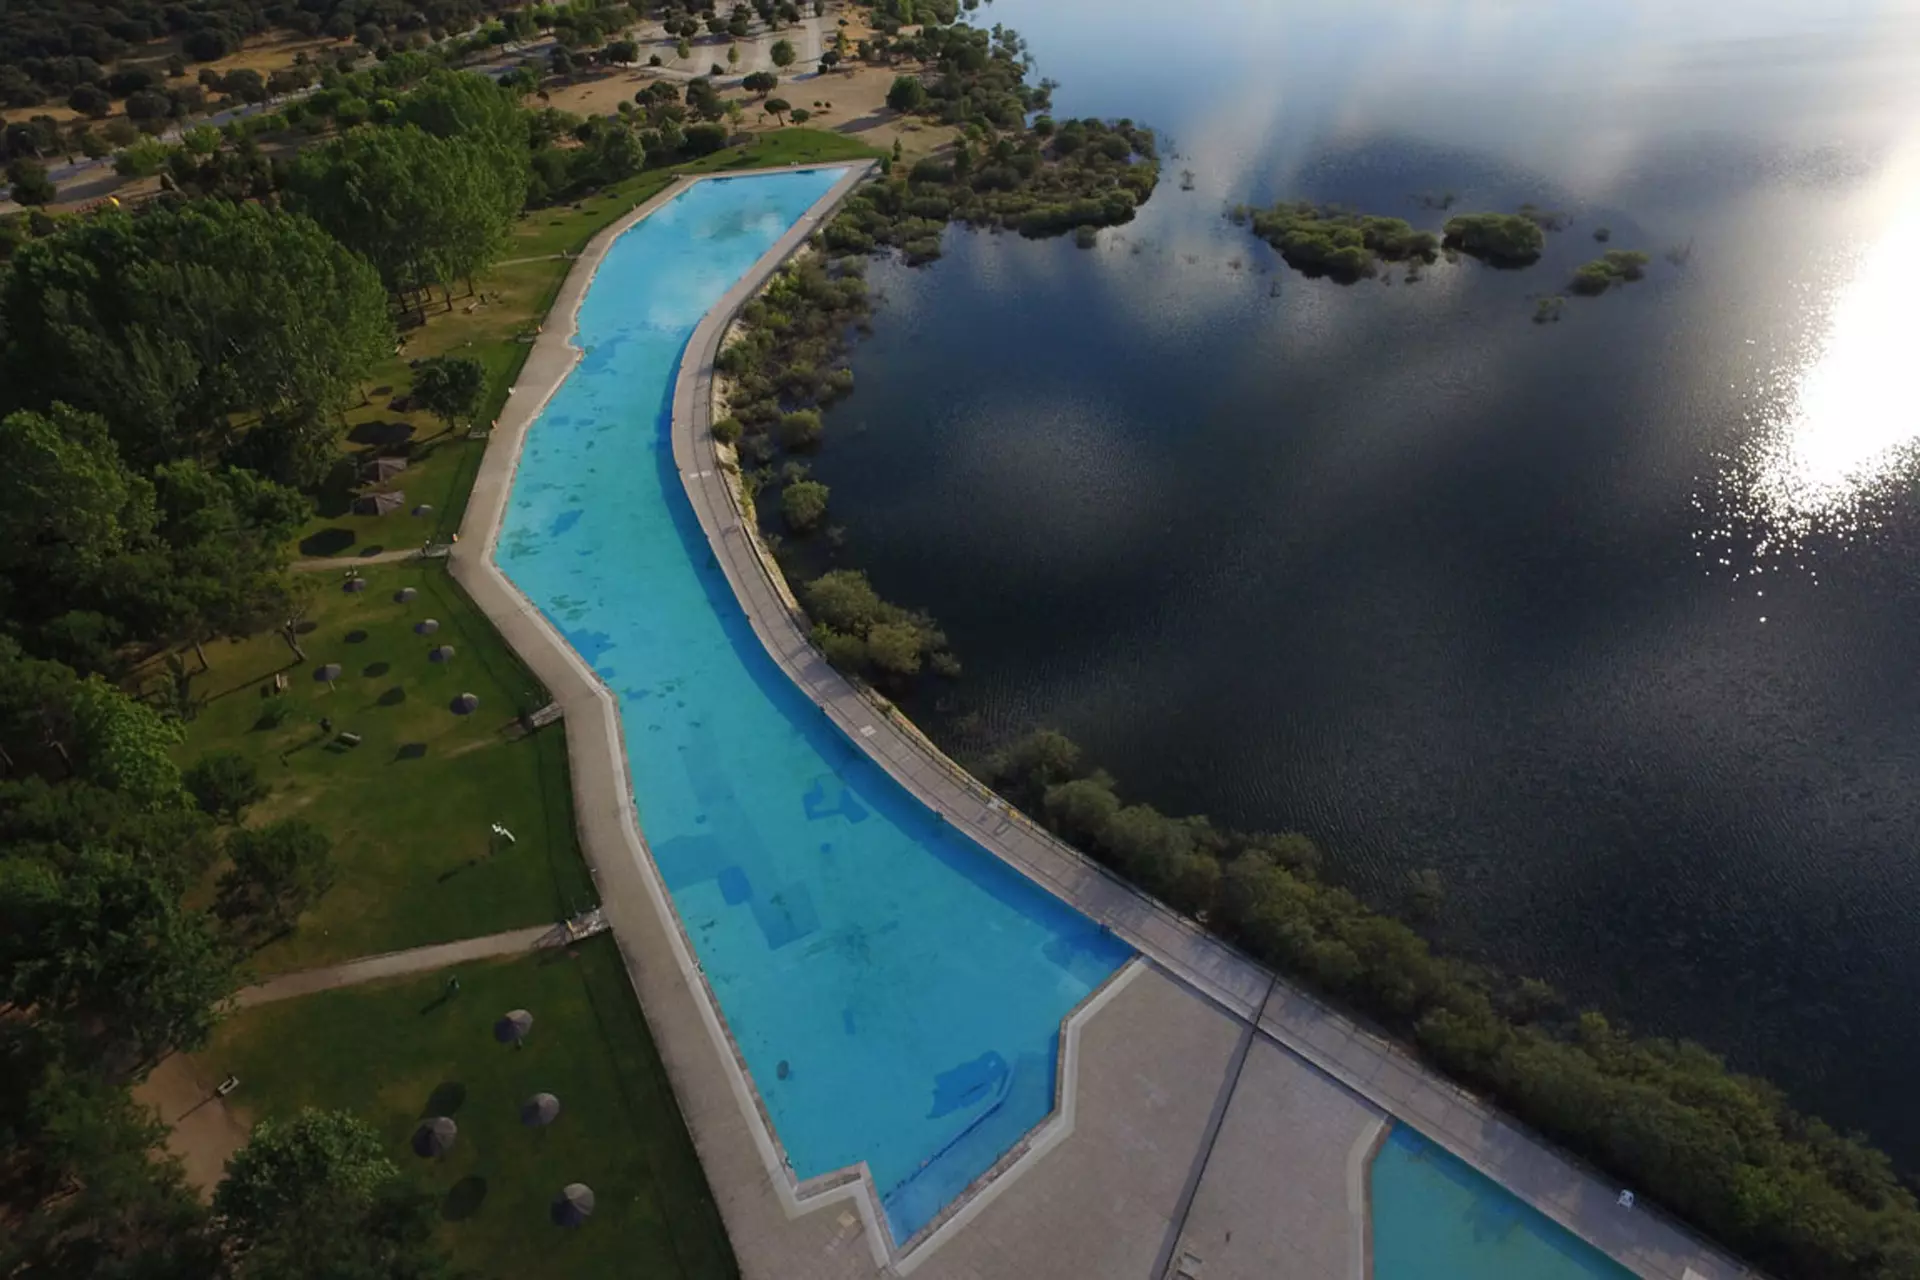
410,355,487,430
289,125,519,305
215,1109,397,1236
217,817,334,935
0,202,392,484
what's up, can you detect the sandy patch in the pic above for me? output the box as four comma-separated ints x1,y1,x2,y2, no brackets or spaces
133,1052,251,1199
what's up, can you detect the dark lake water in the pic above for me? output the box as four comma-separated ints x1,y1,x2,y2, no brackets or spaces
802,0,1920,1165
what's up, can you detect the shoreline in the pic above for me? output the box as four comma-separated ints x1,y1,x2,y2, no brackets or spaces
455,165,1750,1280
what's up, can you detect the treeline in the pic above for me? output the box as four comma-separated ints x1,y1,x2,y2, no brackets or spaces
0,71,560,1278
986,731,1920,1280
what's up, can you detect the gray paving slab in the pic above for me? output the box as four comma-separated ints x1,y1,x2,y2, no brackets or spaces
1172,1038,1385,1280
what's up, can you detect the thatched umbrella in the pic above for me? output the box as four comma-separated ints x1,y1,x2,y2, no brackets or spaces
520,1092,560,1128
415,618,440,635
412,1116,457,1158
343,577,368,594
494,1009,533,1046
429,645,456,664
550,1183,595,1227
313,662,343,692
394,587,419,603
450,692,480,716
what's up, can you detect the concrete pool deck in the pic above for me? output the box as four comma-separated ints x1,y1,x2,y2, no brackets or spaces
454,164,1756,1279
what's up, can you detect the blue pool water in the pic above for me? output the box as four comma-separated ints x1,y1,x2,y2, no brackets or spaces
1372,1127,1633,1279
494,170,1132,1244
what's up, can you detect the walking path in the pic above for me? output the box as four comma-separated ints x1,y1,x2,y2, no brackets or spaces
291,547,440,572
450,164,1754,1280
234,915,604,1008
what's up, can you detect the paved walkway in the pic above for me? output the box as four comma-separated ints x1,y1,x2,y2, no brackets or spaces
449,164,1755,1280
291,547,438,572
234,917,601,1008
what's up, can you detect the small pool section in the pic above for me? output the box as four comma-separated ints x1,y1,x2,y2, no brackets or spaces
495,170,1131,1244
1371,1127,1634,1279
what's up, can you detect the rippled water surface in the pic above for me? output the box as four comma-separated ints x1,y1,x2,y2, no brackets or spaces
808,0,1920,1162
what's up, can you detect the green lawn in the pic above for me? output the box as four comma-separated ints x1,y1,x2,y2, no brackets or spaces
292,127,883,561
198,938,738,1280
167,561,592,973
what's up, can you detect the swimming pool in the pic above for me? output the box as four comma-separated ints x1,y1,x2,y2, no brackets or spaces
1371,1126,1634,1279
494,169,1132,1246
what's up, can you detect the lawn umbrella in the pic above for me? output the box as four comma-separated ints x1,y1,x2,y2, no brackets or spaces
412,504,433,517
550,1184,595,1227
343,577,367,594
313,663,343,692
450,692,480,716
415,618,440,635
520,1093,560,1128
429,645,456,664
494,1009,533,1046
394,587,419,603
412,1116,457,1158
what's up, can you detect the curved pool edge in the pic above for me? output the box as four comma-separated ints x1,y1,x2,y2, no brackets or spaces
452,163,1754,1280
448,162,1148,1275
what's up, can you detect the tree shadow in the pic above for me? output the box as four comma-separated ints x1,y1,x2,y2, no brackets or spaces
442,1176,488,1222
344,630,369,644
423,1081,467,1116
377,687,407,707
299,527,357,557
394,743,428,760
363,661,390,678
348,420,417,448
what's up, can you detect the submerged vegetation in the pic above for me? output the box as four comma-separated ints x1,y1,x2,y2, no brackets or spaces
718,18,1162,690
1570,249,1651,295
987,730,1920,1280
1227,202,1438,281
1441,212,1548,265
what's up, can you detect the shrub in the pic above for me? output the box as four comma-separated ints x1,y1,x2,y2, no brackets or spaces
886,75,927,113
184,750,267,820
711,416,743,445
1568,249,1650,295
780,479,829,531
811,623,868,672
1441,212,1546,265
777,409,822,449
684,122,728,155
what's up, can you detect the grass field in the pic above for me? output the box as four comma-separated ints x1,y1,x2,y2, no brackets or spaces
198,937,738,1280
294,127,883,560
165,561,592,973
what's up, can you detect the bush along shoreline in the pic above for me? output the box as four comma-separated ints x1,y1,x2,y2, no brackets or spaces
982,730,1920,1280
713,20,1160,693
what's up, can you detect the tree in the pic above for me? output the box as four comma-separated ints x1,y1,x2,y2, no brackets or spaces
770,37,797,67
217,818,333,934
0,203,391,483
7,158,55,206
725,99,745,130
675,37,692,60
289,126,516,311
742,70,778,96
684,76,725,121
606,38,639,64
182,751,265,822
215,1109,397,1236
410,355,486,431
66,677,184,810
791,107,810,123
886,74,926,112
0,846,233,1062
776,407,819,446
781,479,829,531
0,405,156,608
764,96,791,125
727,43,740,67
66,83,110,118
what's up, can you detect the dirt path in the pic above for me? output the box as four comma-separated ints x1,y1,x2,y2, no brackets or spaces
234,917,602,1008
291,547,438,572
133,1053,250,1199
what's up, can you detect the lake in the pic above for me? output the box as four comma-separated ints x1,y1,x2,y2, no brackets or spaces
805,0,1920,1165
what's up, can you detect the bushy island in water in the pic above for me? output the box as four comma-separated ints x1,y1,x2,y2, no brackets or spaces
1570,248,1651,294
1228,203,1551,280
714,18,1919,1277
714,21,1156,685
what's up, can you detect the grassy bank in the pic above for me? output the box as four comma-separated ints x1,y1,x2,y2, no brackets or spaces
197,937,737,1279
